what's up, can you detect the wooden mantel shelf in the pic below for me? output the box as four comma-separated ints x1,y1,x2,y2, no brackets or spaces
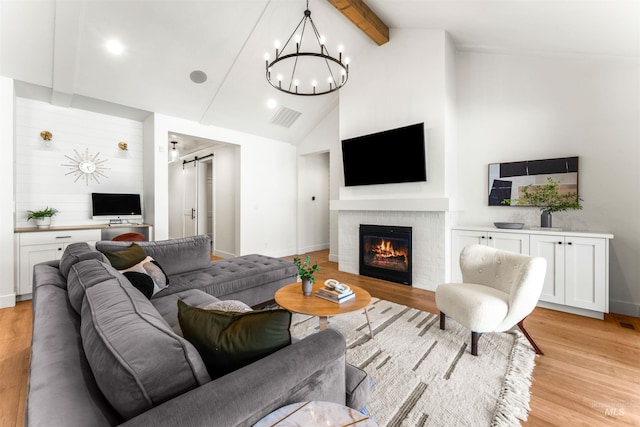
330,198,460,212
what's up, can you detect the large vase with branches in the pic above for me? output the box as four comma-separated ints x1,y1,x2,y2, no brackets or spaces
502,177,583,227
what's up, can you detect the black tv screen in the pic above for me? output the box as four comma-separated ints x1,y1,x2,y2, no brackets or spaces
91,193,142,219
342,123,427,187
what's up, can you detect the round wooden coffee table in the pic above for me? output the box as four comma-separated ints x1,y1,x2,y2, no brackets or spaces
275,282,374,338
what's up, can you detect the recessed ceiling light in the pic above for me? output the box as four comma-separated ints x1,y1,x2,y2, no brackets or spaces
190,70,207,84
106,39,124,55
267,99,277,109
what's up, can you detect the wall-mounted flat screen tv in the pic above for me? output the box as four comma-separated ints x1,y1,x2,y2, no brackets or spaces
342,123,427,187
488,156,579,206
91,193,142,221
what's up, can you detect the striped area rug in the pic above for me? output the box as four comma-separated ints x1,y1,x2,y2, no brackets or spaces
290,298,536,427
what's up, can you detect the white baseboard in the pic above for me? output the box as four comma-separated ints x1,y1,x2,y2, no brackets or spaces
609,299,640,317
536,301,604,319
328,253,339,263
213,249,236,259
299,243,329,255
0,293,16,309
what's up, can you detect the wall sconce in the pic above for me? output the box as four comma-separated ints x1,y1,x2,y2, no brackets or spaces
116,141,132,159
40,130,53,149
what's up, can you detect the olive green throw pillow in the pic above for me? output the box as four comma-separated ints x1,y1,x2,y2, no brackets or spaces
177,301,292,379
104,243,147,270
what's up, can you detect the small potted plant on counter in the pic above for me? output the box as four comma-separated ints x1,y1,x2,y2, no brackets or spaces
27,207,58,229
293,255,320,296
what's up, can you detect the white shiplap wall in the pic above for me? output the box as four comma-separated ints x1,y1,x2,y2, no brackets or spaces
15,98,144,228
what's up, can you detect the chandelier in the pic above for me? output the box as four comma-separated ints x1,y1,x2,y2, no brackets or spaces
265,1,349,96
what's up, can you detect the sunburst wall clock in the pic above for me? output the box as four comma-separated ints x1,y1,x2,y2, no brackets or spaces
62,148,109,185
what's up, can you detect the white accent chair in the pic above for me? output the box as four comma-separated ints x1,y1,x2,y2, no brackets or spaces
436,244,547,356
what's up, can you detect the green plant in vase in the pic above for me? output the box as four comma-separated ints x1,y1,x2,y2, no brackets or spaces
502,177,582,227
293,255,320,296
27,207,58,228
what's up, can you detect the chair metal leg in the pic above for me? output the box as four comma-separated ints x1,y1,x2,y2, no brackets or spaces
439,312,446,330
471,331,481,356
518,318,544,355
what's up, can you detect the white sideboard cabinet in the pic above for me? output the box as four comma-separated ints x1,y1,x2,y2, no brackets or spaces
451,229,530,282
450,226,613,319
15,224,154,298
15,229,101,296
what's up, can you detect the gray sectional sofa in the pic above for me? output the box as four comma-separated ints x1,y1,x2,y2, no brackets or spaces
27,235,370,427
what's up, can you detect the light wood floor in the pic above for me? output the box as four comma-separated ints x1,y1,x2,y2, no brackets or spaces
2,249,639,426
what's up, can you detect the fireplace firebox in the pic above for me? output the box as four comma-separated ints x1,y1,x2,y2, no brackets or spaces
359,224,412,285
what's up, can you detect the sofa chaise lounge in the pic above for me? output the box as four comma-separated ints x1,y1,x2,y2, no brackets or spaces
27,235,370,426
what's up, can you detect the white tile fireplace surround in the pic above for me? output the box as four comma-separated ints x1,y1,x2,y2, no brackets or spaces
337,209,449,291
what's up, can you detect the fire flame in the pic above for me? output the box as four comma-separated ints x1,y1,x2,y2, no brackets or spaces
372,239,404,258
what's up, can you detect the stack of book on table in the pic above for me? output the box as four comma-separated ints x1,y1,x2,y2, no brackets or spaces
314,283,355,304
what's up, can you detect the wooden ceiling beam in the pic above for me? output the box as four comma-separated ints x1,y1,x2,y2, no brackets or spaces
327,0,389,46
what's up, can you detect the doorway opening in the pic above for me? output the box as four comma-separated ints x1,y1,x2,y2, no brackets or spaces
167,132,239,258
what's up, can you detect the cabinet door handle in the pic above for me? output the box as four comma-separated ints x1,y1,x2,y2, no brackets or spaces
481,236,485,239
58,247,63,251
55,236,72,239
558,241,563,245
488,236,493,239
567,242,572,245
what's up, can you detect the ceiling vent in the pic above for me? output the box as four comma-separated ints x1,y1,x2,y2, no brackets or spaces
270,106,302,128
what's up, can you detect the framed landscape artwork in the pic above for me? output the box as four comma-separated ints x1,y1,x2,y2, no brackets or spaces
488,156,579,206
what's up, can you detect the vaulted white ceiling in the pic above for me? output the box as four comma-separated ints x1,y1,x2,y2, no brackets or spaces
1,0,638,145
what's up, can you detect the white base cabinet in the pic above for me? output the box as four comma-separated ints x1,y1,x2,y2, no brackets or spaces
530,234,607,313
451,229,530,282
15,229,101,296
451,226,613,319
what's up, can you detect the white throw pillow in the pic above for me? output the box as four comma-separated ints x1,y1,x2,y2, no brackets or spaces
201,300,252,313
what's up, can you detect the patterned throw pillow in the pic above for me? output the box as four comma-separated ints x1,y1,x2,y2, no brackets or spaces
120,256,169,298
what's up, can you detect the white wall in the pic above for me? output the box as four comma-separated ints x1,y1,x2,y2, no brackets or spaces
0,77,15,308
148,114,297,257
297,152,330,254
14,98,144,227
213,144,239,258
167,160,183,239
455,51,640,316
298,105,340,258
238,139,297,256
340,29,453,200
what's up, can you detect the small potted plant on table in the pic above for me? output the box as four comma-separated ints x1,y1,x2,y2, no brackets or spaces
27,207,58,229
293,255,320,296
